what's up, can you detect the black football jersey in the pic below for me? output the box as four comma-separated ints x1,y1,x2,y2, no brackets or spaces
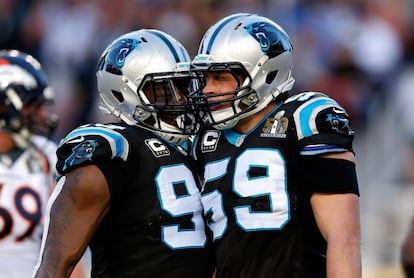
192,92,357,278
56,122,214,278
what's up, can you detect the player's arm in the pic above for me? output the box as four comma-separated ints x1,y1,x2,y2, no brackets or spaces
292,93,361,277
310,151,361,278
402,217,414,277
70,260,88,278
34,164,110,278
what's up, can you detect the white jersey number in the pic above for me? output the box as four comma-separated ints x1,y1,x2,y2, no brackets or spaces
202,149,290,240
155,164,207,249
0,183,42,241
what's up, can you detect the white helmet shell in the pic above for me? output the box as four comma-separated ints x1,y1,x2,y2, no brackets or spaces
192,13,295,129
96,29,198,144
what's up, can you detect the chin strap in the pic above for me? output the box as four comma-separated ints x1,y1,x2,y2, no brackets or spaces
210,107,240,130
155,130,189,145
155,120,190,145
271,70,295,99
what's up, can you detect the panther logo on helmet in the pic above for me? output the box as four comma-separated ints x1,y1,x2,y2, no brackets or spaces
97,38,140,75
245,22,292,58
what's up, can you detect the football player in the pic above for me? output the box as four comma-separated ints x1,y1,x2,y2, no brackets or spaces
0,50,58,277
190,13,361,277
33,29,214,277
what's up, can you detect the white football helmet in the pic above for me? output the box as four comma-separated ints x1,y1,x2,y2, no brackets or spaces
192,13,295,129
96,29,198,145
0,49,57,148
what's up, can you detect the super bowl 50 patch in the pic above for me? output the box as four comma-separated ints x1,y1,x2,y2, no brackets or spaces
260,111,288,138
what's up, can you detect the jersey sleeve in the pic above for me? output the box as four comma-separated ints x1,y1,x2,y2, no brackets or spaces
289,92,355,156
55,123,130,176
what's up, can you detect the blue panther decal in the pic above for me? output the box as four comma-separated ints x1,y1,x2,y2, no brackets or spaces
63,140,99,172
325,112,355,136
97,38,140,75
245,22,292,58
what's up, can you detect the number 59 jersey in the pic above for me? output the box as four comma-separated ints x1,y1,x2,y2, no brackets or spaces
56,122,214,278
192,92,356,278
0,136,56,278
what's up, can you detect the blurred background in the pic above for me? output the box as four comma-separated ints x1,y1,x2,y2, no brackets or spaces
1,0,414,277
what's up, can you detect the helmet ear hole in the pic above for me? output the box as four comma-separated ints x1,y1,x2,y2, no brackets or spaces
111,90,124,102
265,70,278,84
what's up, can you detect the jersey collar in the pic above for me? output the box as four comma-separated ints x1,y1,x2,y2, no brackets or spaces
223,103,281,147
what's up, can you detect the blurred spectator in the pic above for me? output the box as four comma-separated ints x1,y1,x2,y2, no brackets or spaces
1,0,412,140
394,63,414,183
155,1,198,55
0,0,26,50
36,0,101,140
2,3,414,275
308,47,371,129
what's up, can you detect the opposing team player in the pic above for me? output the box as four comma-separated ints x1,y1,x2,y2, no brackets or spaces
190,13,361,277
33,30,214,277
0,50,58,277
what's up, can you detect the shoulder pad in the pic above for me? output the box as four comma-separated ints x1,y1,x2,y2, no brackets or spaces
56,123,130,174
31,135,58,168
284,92,355,155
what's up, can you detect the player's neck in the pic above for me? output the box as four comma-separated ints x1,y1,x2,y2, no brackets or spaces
0,132,17,153
233,102,277,134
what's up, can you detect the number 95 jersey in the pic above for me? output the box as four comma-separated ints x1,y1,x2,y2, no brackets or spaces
192,92,355,278
56,122,214,278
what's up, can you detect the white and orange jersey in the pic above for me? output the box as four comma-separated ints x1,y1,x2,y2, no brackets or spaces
0,136,56,278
